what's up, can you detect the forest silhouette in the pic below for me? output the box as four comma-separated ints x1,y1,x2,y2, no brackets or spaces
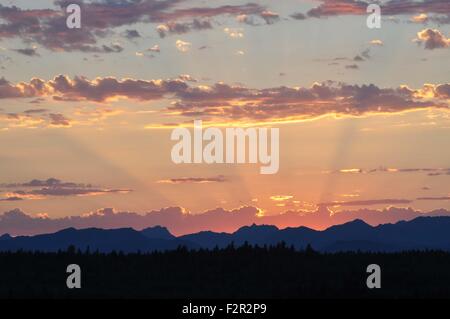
1,243,450,298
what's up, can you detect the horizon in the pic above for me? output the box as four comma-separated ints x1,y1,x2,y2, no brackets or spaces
2,204,450,236
2,212,450,237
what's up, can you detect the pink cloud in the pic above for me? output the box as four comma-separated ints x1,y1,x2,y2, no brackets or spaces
1,205,450,237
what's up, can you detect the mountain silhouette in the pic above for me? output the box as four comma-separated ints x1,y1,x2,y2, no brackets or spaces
0,227,196,253
2,216,450,252
0,233,11,241
140,226,175,240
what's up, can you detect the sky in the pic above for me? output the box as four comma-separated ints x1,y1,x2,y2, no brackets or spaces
0,0,449,235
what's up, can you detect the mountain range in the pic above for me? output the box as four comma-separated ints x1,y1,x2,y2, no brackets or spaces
1,216,450,253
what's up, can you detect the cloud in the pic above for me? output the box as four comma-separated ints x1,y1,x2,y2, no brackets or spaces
2,178,90,188
417,196,450,201
236,14,256,25
156,19,212,38
411,13,429,23
290,12,307,20
48,113,71,126
361,48,371,59
24,108,48,113
101,43,124,53
0,107,72,128
1,205,450,236
0,197,23,202
15,188,130,197
166,81,450,124
0,1,266,52
414,28,450,49
0,75,189,102
345,64,359,69
318,199,413,207
157,175,226,184
260,10,280,24
224,27,244,38
13,47,39,57
1,76,449,125
270,195,294,202
369,39,383,46
178,74,197,82
305,0,450,23
329,167,450,176
0,178,131,200
175,39,191,52
123,29,141,39
148,45,160,53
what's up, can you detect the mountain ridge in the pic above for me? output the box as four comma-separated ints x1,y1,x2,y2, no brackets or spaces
2,216,450,252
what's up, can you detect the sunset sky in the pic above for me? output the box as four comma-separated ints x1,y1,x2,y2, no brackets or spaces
0,0,449,234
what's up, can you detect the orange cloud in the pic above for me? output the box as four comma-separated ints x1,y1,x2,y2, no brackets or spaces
414,29,450,50
1,76,449,126
2,205,450,236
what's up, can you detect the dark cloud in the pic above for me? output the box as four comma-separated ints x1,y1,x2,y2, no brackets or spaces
168,81,449,122
156,19,212,37
20,187,130,197
0,178,131,200
100,43,124,53
332,167,450,176
0,1,266,52
157,175,227,184
305,0,450,23
48,113,71,126
28,98,47,104
2,178,90,188
290,12,306,20
417,196,450,201
345,64,359,69
124,29,141,39
1,76,448,123
0,107,71,128
0,197,23,202
361,48,371,59
435,84,450,98
12,48,39,56
23,108,48,114
1,206,450,236
414,28,450,49
0,75,188,102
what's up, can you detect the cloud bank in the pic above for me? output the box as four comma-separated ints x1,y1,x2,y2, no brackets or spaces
1,205,450,236
1,75,449,125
